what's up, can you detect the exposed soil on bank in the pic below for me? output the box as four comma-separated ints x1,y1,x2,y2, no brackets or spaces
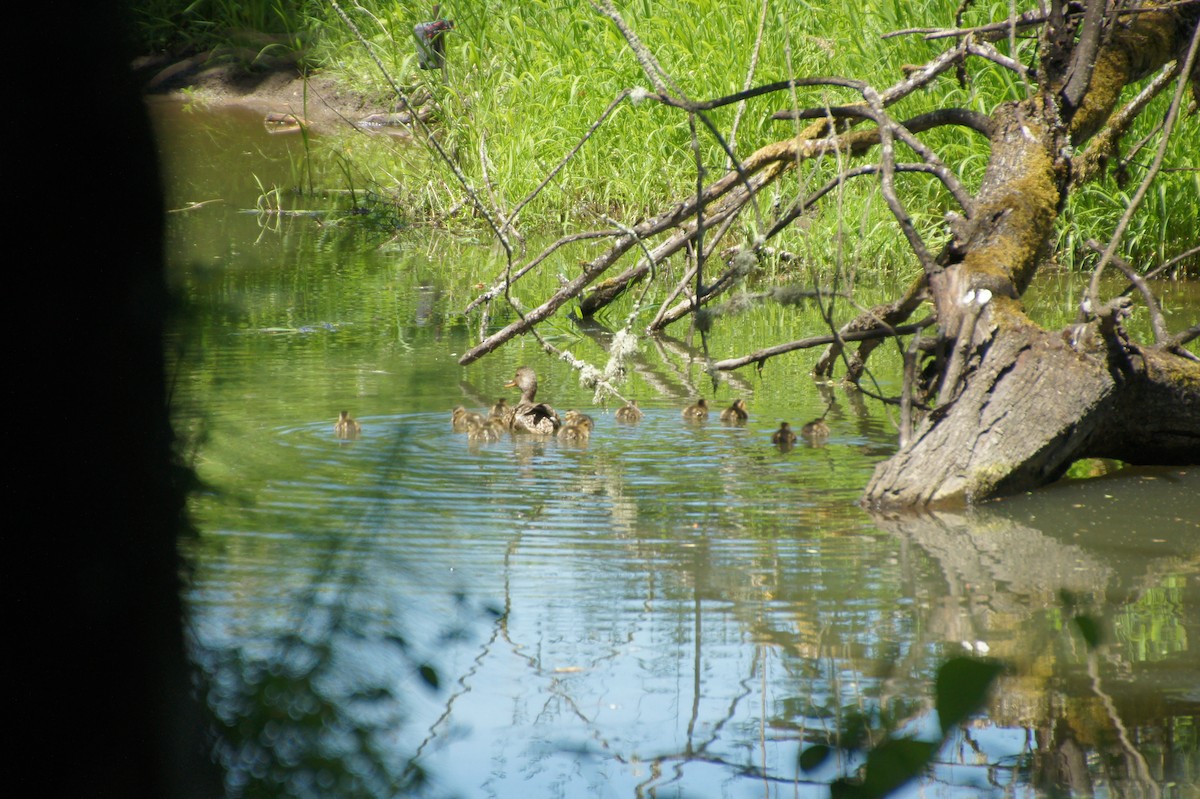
135,54,393,134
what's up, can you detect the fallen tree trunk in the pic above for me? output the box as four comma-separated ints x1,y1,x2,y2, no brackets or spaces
863,300,1200,506
862,4,1200,506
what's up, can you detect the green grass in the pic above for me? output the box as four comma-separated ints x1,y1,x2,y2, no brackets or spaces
130,0,1198,275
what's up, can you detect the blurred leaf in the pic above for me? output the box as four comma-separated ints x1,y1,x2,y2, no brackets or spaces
798,743,832,773
1073,614,1103,649
418,663,440,690
841,708,873,751
935,657,1002,732
831,738,938,799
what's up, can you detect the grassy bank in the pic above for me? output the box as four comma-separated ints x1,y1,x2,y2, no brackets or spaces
130,0,1197,274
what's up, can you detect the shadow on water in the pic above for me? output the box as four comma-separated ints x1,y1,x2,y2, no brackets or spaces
158,100,1200,797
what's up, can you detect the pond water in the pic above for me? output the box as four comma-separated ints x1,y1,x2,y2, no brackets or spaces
154,98,1200,798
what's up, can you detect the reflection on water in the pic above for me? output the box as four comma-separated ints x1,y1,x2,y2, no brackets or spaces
159,101,1200,798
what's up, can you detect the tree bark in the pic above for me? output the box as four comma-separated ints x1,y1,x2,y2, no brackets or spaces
863,304,1200,507
861,5,1200,507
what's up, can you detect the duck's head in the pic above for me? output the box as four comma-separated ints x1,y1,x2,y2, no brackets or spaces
504,366,539,399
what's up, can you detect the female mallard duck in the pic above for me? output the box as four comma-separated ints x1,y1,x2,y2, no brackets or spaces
451,405,485,433
801,418,830,442
615,399,644,423
504,366,562,435
720,398,749,424
557,412,594,443
771,421,797,448
682,398,709,421
335,410,362,439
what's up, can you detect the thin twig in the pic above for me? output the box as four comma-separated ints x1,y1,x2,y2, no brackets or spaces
862,86,938,276
1148,245,1200,280
711,320,933,372
1087,239,1169,343
330,1,510,258
500,89,631,234
1086,21,1200,314
463,229,623,314
727,0,769,171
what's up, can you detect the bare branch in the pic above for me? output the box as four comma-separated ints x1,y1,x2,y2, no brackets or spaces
1087,19,1200,314
966,38,1030,77
1163,322,1200,351
501,89,631,234
330,2,512,259
1072,58,1183,186
463,230,621,314
727,0,770,170
589,0,680,98
711,319,934,372
1149,245,1200,279
883,9,1046,40
1061,0,1109,112
1086,239,1169,343
862,86,939,276
773,106,995,139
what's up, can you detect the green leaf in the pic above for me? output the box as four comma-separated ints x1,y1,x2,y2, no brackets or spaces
935,657,1003,733
798,744,832,773
417,663,440,690
1073,614,1103,649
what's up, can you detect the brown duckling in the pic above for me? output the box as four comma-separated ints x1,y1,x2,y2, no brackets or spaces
489,397,510,420
557,413,594,443
720,398,749,424
335,410,362,440
466,416,506,443
771,421,797,448
562,409,595,428
801,418,830,442
615,399,644,423
451,405,485,433
504,366,562,435
682,398,709,421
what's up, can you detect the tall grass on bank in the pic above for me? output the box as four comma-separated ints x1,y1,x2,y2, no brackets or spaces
132,0,1198,274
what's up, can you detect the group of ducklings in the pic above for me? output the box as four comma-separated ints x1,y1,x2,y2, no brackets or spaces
681,395,827,448
441,366,831,449
450,365,598,443
335,366,829,447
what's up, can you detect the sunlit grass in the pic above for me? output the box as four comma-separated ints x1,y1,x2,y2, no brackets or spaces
132,0,1197,275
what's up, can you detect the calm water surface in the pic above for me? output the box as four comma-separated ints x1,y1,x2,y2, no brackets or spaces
154,98,1200,798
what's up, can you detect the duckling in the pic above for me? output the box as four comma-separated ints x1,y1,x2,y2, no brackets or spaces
682,397,709,421
615,399,644,423
466,416,505,443
563,409,595,428
335,410,362,440
504,366,562,435
489,397,510,420
557,413,594,443
451,405,485,432
801,418,830,442
720,398,749,424
771,421,797,449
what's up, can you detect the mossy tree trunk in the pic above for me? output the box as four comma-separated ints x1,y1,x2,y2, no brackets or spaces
862,4,1200,507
